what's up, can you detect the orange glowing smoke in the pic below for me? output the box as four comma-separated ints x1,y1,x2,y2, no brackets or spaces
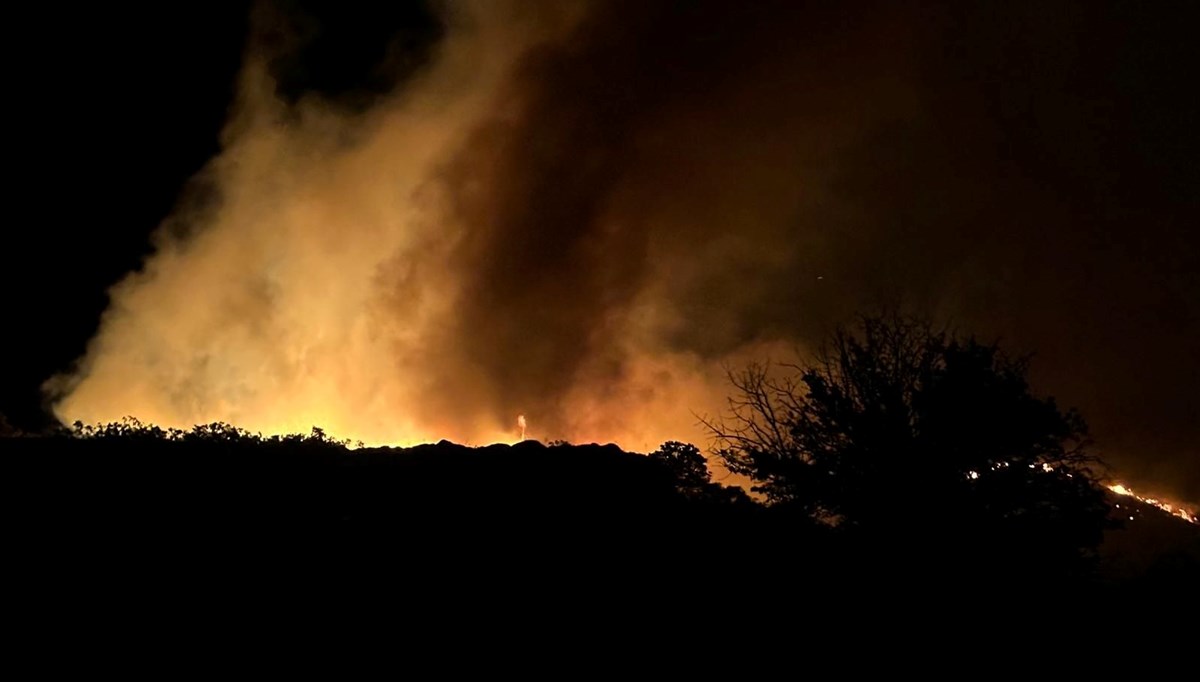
41,2,812,452
43,1,1197,522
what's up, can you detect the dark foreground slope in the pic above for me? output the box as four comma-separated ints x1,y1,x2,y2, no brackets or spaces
1,431,1196,614
1,432,759,599
1,433,739,541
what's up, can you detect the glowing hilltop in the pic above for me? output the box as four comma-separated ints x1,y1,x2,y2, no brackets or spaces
1108,483,1197,525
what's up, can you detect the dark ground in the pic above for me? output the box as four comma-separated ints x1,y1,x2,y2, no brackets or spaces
2,431,1195,615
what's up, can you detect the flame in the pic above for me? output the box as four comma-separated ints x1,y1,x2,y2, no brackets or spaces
1108,482,1198,525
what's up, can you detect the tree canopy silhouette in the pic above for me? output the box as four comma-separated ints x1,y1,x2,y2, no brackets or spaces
705,312,1116,574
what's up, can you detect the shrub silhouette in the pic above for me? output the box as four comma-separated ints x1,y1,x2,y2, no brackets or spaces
649,441,710,489
705,312,1117,579
650,440,754,509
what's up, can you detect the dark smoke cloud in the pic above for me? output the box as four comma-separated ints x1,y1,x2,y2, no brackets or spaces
51,1,1199,504
423,1,923,433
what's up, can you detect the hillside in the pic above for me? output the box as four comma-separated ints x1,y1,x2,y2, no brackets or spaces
1,429,1195,605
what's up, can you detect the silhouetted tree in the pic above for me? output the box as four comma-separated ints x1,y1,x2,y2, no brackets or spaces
650,441,711,489
649,440,756,511
705,312,1116,575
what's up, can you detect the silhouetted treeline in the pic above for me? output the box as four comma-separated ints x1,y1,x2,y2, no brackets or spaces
1,419,1194,612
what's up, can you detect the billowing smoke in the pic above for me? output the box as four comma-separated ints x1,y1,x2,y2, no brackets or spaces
48,0,805,451
47,1,1199,502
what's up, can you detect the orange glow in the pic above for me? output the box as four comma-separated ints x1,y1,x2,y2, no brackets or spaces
40,3,795,456
1108,483,1198,525
37,4,1196,526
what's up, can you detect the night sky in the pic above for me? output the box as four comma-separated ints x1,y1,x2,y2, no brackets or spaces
3,1,1198,505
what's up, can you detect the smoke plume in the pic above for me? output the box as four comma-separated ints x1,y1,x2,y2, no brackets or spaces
48,1,1200,502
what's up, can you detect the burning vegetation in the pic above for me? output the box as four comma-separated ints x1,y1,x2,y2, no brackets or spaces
1108,483,1197,525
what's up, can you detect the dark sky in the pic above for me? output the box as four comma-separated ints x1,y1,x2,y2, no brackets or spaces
3,3,249,425
3,1,1198,503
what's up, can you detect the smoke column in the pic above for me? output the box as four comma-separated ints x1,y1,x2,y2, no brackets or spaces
48,0,799,450
46,1,1200,503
